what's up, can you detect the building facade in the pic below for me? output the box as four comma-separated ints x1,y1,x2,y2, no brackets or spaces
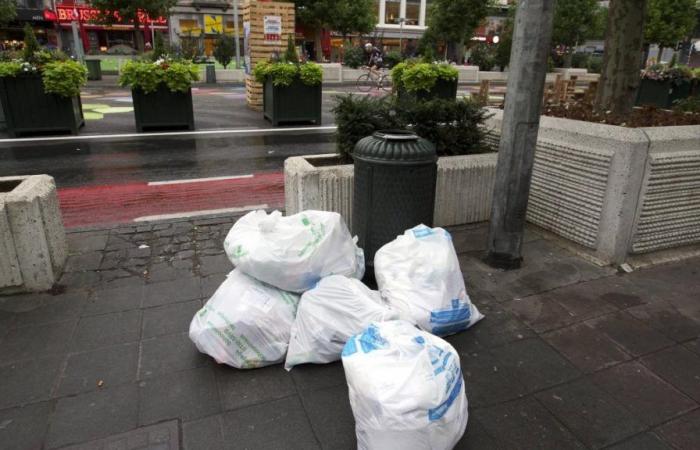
0,0,58,50
169,0,243,57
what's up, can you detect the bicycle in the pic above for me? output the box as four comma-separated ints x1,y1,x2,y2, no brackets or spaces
356,66,391,93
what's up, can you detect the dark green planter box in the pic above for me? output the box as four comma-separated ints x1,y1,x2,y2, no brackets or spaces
398,78,458,102
636,78,692,109
131,86,195,132
0,74,84,137
263,79,322,126
85,59,102,81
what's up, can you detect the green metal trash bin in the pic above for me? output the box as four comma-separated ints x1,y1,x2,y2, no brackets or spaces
352,130,437,280
85,59,102,81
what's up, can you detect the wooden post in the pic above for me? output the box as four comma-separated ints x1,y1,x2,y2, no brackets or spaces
242,0,295,111
477,80,490,106
486,0,555,270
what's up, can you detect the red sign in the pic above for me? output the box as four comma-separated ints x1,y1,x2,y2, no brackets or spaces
55,5,167,26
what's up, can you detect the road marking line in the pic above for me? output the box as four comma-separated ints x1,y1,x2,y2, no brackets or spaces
147,174,254,186
133,205,268,222
0,125,338,144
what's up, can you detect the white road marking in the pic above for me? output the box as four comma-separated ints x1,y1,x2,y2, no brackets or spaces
0,125,337,144
133,204,268,222
148,174,254,186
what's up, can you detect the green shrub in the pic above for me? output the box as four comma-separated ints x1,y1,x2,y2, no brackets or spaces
253,60,323,87
22,24,40,62
571,52,589,69
673,96,700,113
153,32,168,61
119,59,200,93
343,46,366,68
469,43,495,71
213,33,235,69
391,61,458,93
0,61,21,77
587,55,603,74
383,51,403,69
283,35,298,63
333,94,492,158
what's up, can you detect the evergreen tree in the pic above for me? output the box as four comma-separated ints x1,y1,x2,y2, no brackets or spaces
213,34,235,68
23,24,41,61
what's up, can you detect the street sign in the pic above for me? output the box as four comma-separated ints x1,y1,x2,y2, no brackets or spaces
263,15,282,43
205,15,223,34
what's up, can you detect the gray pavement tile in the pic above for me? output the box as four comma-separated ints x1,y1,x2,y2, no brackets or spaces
299,384,356,450
591,361,696,427
605,432,673,450
627,302,700,343
138,367,220,425
200,273,227,299
505,293,582,334
83,284,144,316
535,378,645,449
60,420,179,450
198,254,233,277
183,415,225,450
216,363,296,411
490,338,581,393
289,360,347,392
468,305,536,348
0,319,76,362
587,311,675,357
460,349,528,407
147,262,195,283
0,356,63,409
655,409,700,450
55,342,138,397
12,290,89,327
477,397,586,450
453,416,503,450
66,231,109,255
641,346,700,403
0,292,47,313
0,401,50,450
46,383,138,449
543,322,631,373
141,299,201,339
64,252,103,272
142,277,201,308
139,332,210,379
71,310,142,352
100,269,143,284
221,396,321,450
59,270,102,289
687,338,700,355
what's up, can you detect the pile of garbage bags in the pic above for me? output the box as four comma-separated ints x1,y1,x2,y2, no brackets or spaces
189,210,483,450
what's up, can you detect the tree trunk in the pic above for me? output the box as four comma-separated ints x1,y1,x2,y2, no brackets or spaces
133,15,145,53
456,37,465,64
314,28,323,62
594,0,646,116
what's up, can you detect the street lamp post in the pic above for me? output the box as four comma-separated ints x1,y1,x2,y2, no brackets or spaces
233,0,241,68
399,17,405,53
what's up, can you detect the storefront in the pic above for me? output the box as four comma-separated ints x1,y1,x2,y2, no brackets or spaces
169,2,243,57
0,7,58,50
53,3,168,54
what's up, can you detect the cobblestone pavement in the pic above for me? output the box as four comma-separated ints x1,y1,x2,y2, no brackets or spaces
0,216,699,449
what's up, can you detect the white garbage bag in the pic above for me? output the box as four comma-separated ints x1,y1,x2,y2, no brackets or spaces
374,225,483,336
224,210,365,293
189,269,300,369
342,320,469,450
285,275,398,370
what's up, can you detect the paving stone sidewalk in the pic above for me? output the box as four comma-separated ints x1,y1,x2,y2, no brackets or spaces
1,216,699,449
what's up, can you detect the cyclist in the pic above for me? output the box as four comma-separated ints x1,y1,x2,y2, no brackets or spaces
364,43,384,75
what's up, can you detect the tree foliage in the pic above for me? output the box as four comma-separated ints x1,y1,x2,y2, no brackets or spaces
644,0,698,48
90,0,176,51
426,0,490,63
552,0,602,48
494,7,515,70
213,34,235,69
0,0,16,26
23,24,41,62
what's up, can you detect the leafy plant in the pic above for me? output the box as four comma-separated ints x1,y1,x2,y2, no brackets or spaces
253,60,323,87
283,35,298,63
119,58,200,93
673,96,700,113
23,24,40,62
0,61,21,77
333,94,491,158
343,45,365,68
152,32,168,61
383,51,403,69
42,60,88,97
642,64,694,85
391,61,459,93
213,33,235,69
469,43,495,71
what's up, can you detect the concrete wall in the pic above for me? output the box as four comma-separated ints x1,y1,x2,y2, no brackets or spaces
0,175,67,293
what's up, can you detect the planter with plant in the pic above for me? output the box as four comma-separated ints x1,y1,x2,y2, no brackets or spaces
253,38,323,126
637,65,696,109
391,61,459,101
0,25,86,137
119,57,199,131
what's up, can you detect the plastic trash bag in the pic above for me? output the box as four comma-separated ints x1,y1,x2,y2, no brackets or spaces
342,320,469,450
224,210,365,293
374,225,483,336
285,275,398,370
189,269,300,369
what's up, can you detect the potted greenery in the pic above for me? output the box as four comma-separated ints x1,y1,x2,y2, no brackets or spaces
391,61,459,102
637,65,695,109
0,26,86,137
119,57,199,131
252,37,323,126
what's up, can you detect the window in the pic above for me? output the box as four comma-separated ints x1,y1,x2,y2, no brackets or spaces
405,0,420,26
374,0,381,23
179,19,202,37
385,0,401,25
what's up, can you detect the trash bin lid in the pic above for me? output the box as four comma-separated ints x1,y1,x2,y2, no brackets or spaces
353,130,437,163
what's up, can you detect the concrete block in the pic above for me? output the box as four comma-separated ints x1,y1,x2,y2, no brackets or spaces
0,175,67,293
